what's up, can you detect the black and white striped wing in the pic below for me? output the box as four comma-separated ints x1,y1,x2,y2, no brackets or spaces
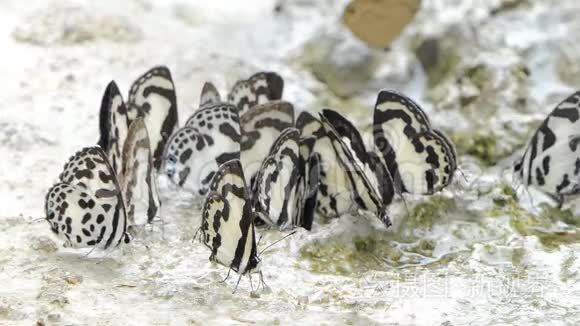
322,109,395,208
199,82,222,108
240,101,294,184
164,103,241,196
128,66,179,171
201,160,260,274
45,146,129,249
373,90,456,194
297,136,320,231
320,113,391,227
227,71,284,114
514,91,580,200
121,118,161,225
254,128,301,230
296,111,354,218
97,81,132,175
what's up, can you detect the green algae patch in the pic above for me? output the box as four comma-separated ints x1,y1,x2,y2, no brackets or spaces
407,196,456,229
300,235,403,275
488,184,580,249
300,230,444,275
452,132,503,166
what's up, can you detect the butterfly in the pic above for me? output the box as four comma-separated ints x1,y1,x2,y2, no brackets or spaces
45,146,131,249
296,111,355,219
200,159,263,287
227,71,284,115
253,128,320,230
373,90,457,196
514,90,580,207
342,0,420,49
239,101,295,186
126,66,179,171
164,83,241,196
98,81,161,224
319,109,394,227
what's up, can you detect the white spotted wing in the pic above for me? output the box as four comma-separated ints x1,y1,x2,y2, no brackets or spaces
45,146,130,249
514,90,580,204
164,102,241,196
227,71,284,114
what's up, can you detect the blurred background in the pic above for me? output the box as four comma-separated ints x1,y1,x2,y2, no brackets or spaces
1,0,580,324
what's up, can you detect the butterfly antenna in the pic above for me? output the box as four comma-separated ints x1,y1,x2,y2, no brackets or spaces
29,217,47,224
259,230,297,256
84,246,98,258
256,233,264,248
457,168,469,183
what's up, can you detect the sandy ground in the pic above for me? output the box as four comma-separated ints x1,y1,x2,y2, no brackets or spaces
1,0,580,325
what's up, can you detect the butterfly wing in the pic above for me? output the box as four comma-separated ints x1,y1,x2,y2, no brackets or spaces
296,111,353,218
97,81,131,175
227,72,284,114
297,136,320,231
164,103,241,196
121,118,161,225
342,0,420,49
45,183,127,249
199,82,222,108
515,91,580,198
240,101,294,185
373,90,456,194
320,113,390,227
201,160,259,274
254,128,301,230
50,146,129,249
128,66,179,171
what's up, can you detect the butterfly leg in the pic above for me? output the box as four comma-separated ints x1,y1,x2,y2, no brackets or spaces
192,227,203,244
84,245,97,258
220,268,232,283
248,273,254,292
233,274,243,294
555,195,564,209
258,271,270,292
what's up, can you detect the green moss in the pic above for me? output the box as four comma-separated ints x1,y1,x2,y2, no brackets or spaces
463,64,491,90
300,234,407,274
487,184,580,249
452,132,501,166
408,196,456,228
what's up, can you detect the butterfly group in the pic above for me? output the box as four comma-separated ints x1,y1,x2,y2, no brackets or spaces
45,66,177,249
45,65,575,292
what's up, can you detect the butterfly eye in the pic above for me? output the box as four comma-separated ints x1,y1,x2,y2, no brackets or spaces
167,155,177,164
